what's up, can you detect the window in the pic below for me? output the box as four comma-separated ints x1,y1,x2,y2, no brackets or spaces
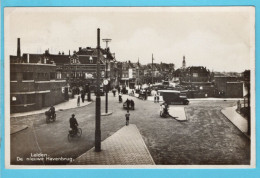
56,72,62,79
27,94,36,103
37,73,49,80
193,73,198,77
89,56,93,63
50,72,56,80
23,72,34,80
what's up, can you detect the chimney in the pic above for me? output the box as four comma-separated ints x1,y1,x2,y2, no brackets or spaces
17,38,21,57
79,47,82,51
69,50,70,56
62,51,64,55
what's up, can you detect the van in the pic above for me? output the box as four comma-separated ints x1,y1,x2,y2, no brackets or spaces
158,90,189,105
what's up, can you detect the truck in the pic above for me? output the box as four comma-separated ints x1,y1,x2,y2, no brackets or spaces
158,90,189,105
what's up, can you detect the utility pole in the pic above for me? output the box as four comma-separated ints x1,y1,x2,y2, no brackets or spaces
95,28,101,152
102,39,112,114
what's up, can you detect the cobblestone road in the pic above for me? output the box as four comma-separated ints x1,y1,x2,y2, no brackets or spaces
10,94,250,165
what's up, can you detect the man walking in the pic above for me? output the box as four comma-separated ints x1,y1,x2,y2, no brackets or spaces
77,95,80,106
81,92,85,103
156,92,160,103
125,110,130,126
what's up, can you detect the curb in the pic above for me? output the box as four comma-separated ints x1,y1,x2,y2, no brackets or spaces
101,111,113,116
10,101,93,118
221,108,250,140
11,125,28,135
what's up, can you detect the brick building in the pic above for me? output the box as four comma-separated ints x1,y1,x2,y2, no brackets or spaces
10,38,67,113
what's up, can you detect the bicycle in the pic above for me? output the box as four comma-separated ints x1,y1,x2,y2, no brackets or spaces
68,128,82,142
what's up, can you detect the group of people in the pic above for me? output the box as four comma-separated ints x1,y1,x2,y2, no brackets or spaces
125,98,135,110
77,92,86,106
154,93,160,103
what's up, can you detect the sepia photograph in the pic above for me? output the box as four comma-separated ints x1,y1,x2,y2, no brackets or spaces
4,7,255,168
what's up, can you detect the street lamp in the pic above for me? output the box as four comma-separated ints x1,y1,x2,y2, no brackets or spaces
103,53,108,114
102,39,112,114
95,28,101,152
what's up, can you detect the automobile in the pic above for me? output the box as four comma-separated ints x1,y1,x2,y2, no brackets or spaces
158,90,189,105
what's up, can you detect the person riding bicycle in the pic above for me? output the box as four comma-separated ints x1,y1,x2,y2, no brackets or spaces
49,105,55,119
69,114,78,134
160,102,169,116
163,102,169,115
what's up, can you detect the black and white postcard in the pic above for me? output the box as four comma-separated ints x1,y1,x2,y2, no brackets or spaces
4,7,255,168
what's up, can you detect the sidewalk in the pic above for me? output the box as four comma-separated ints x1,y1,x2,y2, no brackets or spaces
70,124,155,165
11,95,92,118
168,106,187,121
221,106,249,135
10,124,28,134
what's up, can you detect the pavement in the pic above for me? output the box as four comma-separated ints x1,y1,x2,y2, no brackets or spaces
71,124,155,165
10,95,92,118
10,124,28,135
221,106,249,135
168,106,187,121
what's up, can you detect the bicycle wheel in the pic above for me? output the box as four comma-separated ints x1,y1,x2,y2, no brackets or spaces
68,134,72,142
77,128,82,137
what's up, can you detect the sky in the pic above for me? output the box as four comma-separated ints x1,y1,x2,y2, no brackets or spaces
5,7,255,72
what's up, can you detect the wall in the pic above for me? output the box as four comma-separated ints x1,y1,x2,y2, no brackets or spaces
226,82,243,98
10,63,67,113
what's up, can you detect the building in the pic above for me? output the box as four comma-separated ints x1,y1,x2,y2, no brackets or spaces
213,76,243,98
10,38,68,113
119,61,136,88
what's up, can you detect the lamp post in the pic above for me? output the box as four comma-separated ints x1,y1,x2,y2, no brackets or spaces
104,53,108,113
102,39,112,114
95,28,101,152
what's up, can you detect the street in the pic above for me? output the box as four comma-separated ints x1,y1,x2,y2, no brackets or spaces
10,93,250,165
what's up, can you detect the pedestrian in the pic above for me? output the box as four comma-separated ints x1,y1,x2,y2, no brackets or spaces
125,110,130,126
112,88,116,97
118,86,121,94
81,92,85,103
126,98,130,110
154,93,157,103
157,92,160,103
77,95,80,106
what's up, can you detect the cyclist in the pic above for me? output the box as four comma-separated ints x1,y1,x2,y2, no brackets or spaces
69,114,78,134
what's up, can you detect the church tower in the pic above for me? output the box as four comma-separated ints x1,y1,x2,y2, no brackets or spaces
182,55,186,69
